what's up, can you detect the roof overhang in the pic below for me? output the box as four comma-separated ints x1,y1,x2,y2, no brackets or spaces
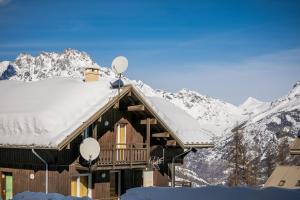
184,143,214,149
290,138,300,155
0,144,57,150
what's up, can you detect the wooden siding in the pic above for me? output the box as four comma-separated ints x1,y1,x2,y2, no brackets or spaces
96,108,144,146
153,169,169,186
0,148,78,198
92,171,110,200
0,167,70,196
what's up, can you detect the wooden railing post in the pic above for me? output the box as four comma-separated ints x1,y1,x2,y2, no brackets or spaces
130,144,133,168
112,144,115,169
146,118,151,167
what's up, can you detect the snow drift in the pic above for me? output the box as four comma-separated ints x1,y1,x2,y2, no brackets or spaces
121,186,300,200
13,191,90,200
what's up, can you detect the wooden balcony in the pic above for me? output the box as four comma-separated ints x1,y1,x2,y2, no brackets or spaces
75,143,147,170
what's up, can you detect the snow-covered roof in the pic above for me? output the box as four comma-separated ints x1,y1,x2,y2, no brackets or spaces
290,138,300,155
0,78,213,149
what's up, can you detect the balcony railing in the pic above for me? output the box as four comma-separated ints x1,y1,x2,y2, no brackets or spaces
97,143,148,168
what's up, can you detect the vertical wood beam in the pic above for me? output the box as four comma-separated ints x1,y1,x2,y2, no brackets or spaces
92,123,97,139
146,118,151,166
130,144,133,168
112,144,115,169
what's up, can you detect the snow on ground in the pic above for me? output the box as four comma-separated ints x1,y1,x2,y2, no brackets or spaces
13,191,90,200
121,186,300,200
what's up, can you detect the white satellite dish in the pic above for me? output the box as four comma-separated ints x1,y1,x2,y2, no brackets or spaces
80,137,100,161
112,56,128,75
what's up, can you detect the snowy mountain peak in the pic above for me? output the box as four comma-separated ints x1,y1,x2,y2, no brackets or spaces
293,81,300,89
239,97,270,118
289,80,300,97
240,97,264,108
240,97,268,112
178,88,198,94
7,48,100,82
0,61,10,74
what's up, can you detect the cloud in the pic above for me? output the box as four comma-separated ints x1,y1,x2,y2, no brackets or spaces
0,0,11,6
136,48,300,105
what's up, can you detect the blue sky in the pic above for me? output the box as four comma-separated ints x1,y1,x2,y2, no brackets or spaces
0,0,300,105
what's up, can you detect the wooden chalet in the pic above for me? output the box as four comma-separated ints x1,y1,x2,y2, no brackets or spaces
0,70,213,200
265,131,300,189
264,166,300,189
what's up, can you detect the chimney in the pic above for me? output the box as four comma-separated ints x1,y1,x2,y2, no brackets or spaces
84,67,100,82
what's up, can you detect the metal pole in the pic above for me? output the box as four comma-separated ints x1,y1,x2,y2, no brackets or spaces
171,159,175,187
118,73,121,95
171,148,196,188
32,149,48,194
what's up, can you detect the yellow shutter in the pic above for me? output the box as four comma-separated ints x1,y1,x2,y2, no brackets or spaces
71,177,77,197
117,124,126,149
71,176,88,197
80,176,88,197
120,124,126,148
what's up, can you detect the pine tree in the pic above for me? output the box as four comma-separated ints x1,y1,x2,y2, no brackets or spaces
277,137,289,165
249,144,261,186
265,147,276,178
245,150,260,186
225,126,249,186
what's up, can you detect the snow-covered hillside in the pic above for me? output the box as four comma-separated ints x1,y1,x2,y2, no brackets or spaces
241,81,300,151
155,89,243,137
185,81,300,185
1,49,299,186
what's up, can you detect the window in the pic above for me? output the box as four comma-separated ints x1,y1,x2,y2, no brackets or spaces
278,180,286,186
296,180,300,187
